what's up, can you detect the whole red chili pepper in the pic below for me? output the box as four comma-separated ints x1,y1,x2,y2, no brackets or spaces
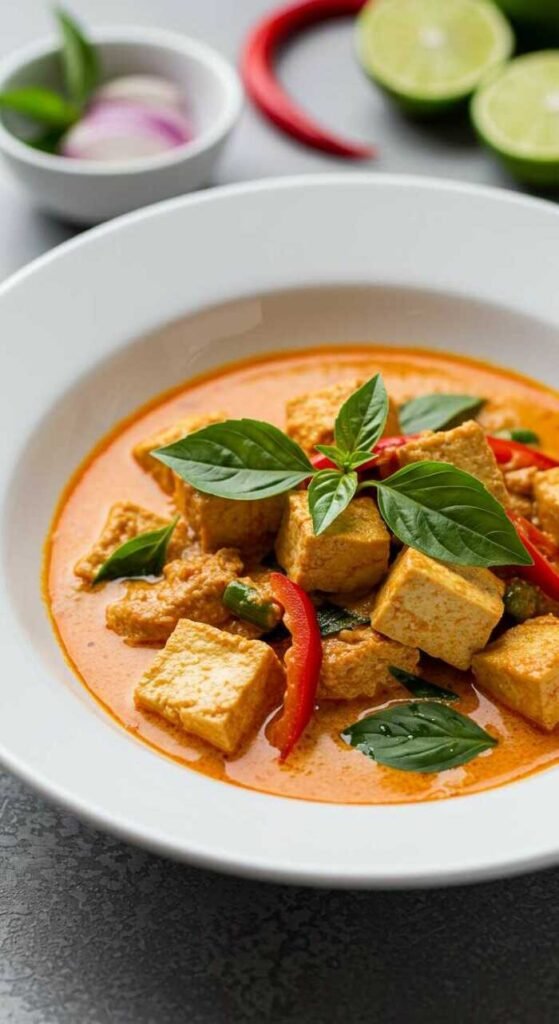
507,511,559,602
241,0,374,159
488,436,559,471
268,572,322,760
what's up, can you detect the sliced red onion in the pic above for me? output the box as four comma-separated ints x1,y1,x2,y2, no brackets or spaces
93,75,185,114
61,100,193,162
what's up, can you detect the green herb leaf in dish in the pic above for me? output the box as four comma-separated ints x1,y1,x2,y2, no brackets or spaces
154,419,313,500
316,604,370,638
308,469,358,535
399,393,485,434
342,701,497,773
373,461,533,567
334,373,389,464
388,665,458,701
94,516,179,583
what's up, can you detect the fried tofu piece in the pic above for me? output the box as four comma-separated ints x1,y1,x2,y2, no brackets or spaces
74,501,187,583
318,627,419,700
174,481,285,557
472,615,559,730
371,547,504,670
398,420,508,505
133,412,225,495
534,468,559,545
135,619,285,753
285,379,400,456
275,493,390,593
106,548,243,645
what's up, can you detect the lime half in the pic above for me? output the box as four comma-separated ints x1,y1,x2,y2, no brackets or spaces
357,0,514,115
472,52,559,186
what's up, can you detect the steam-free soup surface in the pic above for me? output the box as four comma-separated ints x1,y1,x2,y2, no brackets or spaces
47,346,559,804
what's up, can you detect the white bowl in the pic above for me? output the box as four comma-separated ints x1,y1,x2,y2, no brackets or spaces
1,175,559,888
0,27,242,224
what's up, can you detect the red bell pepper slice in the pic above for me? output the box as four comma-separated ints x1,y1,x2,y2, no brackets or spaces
268,572,322,760
488,436,559,471
507,512,559,602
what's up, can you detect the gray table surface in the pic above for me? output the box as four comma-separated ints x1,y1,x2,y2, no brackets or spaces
1,3,559,1022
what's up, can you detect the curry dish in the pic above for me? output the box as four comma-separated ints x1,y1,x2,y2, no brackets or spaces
46,345,559,804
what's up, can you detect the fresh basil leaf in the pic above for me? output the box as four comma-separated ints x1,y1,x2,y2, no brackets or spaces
314,444,346,468
154,419,313,500
334,374,388,458
376,461,532,567
388,666,458,701
317,603,370,637
308,470,358,535
0,87,78,126
56,7,100,107
341,701,497,773
400,394,485,434
94,516,179,583
347,449,378,470
494,428,540,444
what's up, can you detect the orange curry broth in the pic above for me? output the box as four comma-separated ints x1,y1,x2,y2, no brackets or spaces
46,345,559,804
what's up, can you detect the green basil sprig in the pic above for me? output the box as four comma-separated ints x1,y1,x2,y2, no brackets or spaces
94,517,179,583
400,393,484,434
0,9,99,150
341,702,497,773
388,666,458,702
153,373,532,567
316,604,370,637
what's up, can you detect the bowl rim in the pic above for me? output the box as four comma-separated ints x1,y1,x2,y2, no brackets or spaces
2,173,559,889
0,25,243,176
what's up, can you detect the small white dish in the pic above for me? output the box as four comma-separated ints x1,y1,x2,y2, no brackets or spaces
1,175,559,888
0,27,242,224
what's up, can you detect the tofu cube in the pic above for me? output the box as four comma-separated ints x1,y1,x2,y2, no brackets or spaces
74,501,186,583
472,615,559,730
398,420,508,506
285,378,400,456
318,627,419,700
135,619,285,753
534,468,559,545
174,482,285,556
133,412,225,494
371,547,504,670
275,493,390,593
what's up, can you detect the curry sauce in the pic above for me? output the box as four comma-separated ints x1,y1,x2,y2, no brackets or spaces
46,345,559,804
